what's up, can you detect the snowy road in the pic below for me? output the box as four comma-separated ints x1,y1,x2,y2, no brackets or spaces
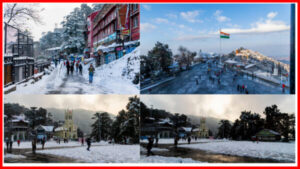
142,63,288,94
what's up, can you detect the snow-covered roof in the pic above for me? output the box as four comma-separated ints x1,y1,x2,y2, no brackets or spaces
54,127,66,132
192,128,200,132
39,125,54,132
245,64,256,69
45,46,61,51
13,56,34,61
157,118,173,125
181,127,192,132
11,114,29,123
224,59,238,64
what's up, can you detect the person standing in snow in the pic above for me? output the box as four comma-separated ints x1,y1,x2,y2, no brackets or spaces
188,136,191,144
66,60,70,75
86,137,91,151
146,137,154,156
41,137,46,149
282,84,285,93
81,137,84,146
5,137,9,152
32,138,37,154
88,64,95,83
174,136,178,148
79,63,83,75
70,62,74,75
17,139,20,147
76,61,79,73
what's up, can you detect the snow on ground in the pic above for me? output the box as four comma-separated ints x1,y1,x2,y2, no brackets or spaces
6,47,140,94
179,141,295,162
140,146,169,152
36,144,140,163
4,153,26,159
5,141,109,149
6,62,65,94
140,155,201,163
85,46,140,94
140,138,220,144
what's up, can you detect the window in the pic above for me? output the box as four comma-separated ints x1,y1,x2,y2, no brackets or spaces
132,4,138,11
133,15,139,28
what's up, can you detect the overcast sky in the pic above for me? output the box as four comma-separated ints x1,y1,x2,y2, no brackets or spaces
141,95,295,121
4,3,93,41
4,95,134,115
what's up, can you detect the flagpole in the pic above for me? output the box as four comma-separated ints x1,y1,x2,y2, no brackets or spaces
219,28,222,63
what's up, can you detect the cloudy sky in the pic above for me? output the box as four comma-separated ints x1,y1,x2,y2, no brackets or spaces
141,95,295,121
4,3,93,41
4,95,134,115
141,3,292,59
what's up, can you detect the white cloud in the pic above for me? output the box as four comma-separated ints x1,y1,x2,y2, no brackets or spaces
154,18,169,24
175,34,214,41
180,10,202,23
140,23,157,32
267,12,278,19
214,10,231,22
166,13,177,19
220,13,289,34
142,4,151,11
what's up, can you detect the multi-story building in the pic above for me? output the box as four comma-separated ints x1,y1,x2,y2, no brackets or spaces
91,4,140,66
85,10,100,58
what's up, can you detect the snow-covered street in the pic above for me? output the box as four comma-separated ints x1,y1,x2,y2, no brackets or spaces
142,62,288,94
179,140,295,162
5,47,140,94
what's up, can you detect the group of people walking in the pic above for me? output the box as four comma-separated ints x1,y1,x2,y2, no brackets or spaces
64,59,95,84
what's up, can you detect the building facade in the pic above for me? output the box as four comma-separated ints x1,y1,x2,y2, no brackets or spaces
54,109,78,140
91,4,140,66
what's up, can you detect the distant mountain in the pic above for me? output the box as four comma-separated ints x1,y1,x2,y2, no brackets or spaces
46,108,115,134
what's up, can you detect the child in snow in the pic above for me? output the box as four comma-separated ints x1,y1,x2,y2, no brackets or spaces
79,63,83,75
88,64,95,83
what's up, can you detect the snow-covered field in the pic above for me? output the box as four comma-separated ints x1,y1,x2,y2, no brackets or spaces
140,155,201,163
140,138,221,144
36,144,140,163
4,141,109,149
179,141,295,162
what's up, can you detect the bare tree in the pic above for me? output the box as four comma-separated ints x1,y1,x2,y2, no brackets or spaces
174,46,196,70
4,3,44,31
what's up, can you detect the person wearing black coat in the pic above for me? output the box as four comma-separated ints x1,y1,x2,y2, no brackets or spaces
146,137,154,156
86,138,91,151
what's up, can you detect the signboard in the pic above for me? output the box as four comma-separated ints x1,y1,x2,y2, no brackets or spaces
122,29,130,35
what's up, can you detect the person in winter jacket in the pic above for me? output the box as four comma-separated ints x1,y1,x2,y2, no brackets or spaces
88,64,95,83
86,137,91,151
79,63,83,75
146,137,154,156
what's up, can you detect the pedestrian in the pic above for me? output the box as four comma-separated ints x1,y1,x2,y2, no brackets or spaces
32,138,37,154
58,138,61,144
70,62,74,75
41,137,46,149
76,61,79,73
79,63,83,75
146,137,154,156
5,137,9,152
237,84,240,92
188,137,191,144
86,137,91,151
9,140,13,153
242,85,245,93
174,136,178,148
282,84,285,93
81,137,84,146
66,60,70,75
88,64,95,83
17,139,20,147
155,137,159,147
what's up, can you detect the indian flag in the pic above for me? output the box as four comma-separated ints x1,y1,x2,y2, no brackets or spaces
220,31,230,39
